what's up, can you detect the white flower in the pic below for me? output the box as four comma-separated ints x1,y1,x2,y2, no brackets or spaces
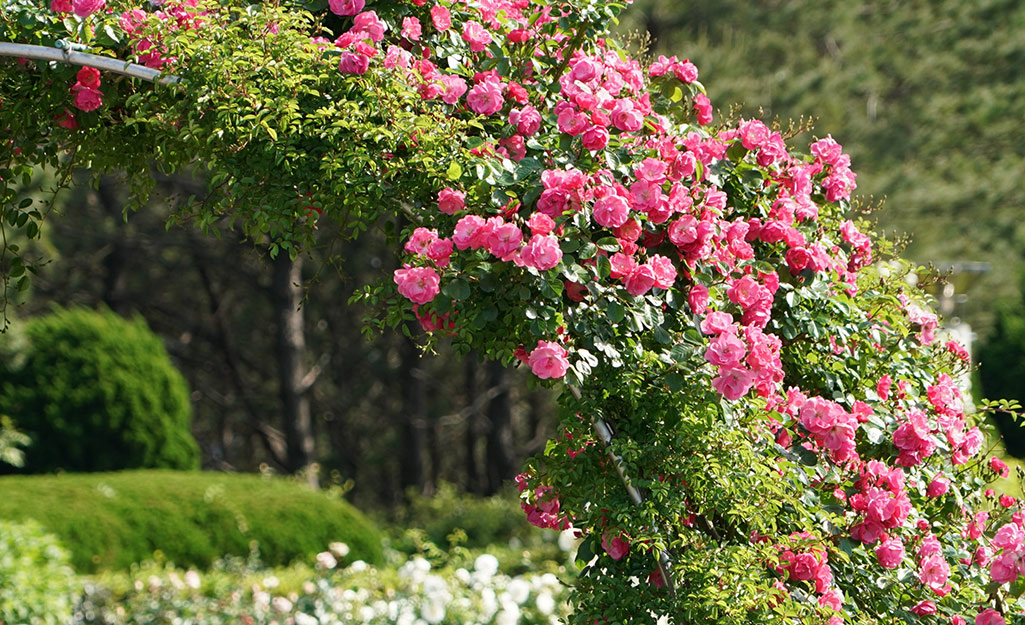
480,588,498,619
147,575,162,592
422,574,448,596
253,590,270,607
557,529,578,553
329,541,351,558
359,606,375,622
536,591,555,615
271,596,293,613
474,553,499,577
184,570,201,590
421,598,446,624
349,560,368,572
505,578,530,604
295,613,318,625
495,606,520,625
302,581,317,594
263,575,281,589
454,567,471,584
317,551,338,569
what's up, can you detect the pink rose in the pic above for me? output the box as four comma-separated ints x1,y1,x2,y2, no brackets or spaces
404,227,439,256
72,86,103,112
519,234,562,271
705,332,745,367
601,531,630,560
693,93,712,125
700,311,734,335
527,212,555,235
466,80,504,116
672,59,698,83
430,5,451,31
338,51,370,75
352,11,386,42
55,109,77,129
452,215,487,250
711,367,753,401
623,265,655,296
528,340,569,379
592,193,630,229
393,266,441,304
328,0,363,15
401,16,421,40
875,537,904,569
50,0,72,12
976,609,1006,625
581,125,610,151
648,255,676,289
76,66,101,89
787,551,822,581
437,188,465,215
71,0,104,17
918,554,950,592
991,456,1010,478
509,106,542,136
486,222,523,261
461,20,492,52
610,99,643,132
989,552,1019,584
992,523,1025,551
911,601,936,616
926,475,950,498
688,284,709,315
440,74,468,105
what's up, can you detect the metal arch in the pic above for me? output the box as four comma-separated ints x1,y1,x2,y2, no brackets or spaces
0,41,180,84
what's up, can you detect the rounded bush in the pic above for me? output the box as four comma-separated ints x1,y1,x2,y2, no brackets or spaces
0,519,79,625
0,470,384,572
0,307,199,472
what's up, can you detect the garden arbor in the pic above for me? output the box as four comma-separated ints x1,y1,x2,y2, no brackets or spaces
3,0,1025,622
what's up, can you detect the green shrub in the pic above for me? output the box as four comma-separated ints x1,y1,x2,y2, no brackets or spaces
0,519,79,625
0,307,199,472
395,482,549,551
0,470,384,572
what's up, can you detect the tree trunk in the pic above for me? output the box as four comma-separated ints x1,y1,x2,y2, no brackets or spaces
272,253,317,487
464,356,484,494
485,361,515,494
399,330,430,497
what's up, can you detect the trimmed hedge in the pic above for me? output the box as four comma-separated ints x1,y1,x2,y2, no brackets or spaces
0,470,383,572
0,307,199,472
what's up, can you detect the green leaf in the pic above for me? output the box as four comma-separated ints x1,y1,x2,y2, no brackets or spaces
446,162,463,180
442,279,471,300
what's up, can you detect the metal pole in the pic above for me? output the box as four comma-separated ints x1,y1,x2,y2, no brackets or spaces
0,42,179,84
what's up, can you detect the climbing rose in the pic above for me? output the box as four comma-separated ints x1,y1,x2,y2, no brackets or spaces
975,610,1006,625
461,20,492,51
602,531,630,560
393,266,440,304
519,234,562,270
328,0,363,15
528,341,569,379
72,86,103,112
71,0,104,17
400,16,421,40
874,537,904,569
50,0,72,12
466,79,504,116
76,66,101,89
430,5,450,30
437,188,465,214
338,51,370,75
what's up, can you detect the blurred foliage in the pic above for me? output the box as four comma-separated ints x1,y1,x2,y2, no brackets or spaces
0,519,79,625
620,0,1025,331
0,306,199,472
979,280,1025,456
0,470,384,572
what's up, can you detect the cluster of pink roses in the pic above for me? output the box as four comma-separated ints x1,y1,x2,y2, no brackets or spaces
50,0,104,18
117,0,204,70
700,308,782,400
516,474,571,530
70,67,102,113
848,460,912,545
772,533,843,619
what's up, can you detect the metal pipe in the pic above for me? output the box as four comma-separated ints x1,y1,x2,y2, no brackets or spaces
0,41,179,84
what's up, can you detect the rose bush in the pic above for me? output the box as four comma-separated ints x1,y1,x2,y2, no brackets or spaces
2,0,1024,621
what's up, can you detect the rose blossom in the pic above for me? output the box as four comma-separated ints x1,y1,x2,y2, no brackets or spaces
71,0,104,17
430,5,451,30
874,537,904,569
528,340,569,379
437,187,465,215
976,609,1006,625
461,20,492,52
601,531,629,560
72,86,103,112
393,266,441,304
401,16,421,40
519,234,562,270
466,80,504,116
76,67,101,89
592,193,630,228
328,0,364,16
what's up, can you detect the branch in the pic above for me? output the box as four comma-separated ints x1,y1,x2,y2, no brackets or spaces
0,42,180,85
